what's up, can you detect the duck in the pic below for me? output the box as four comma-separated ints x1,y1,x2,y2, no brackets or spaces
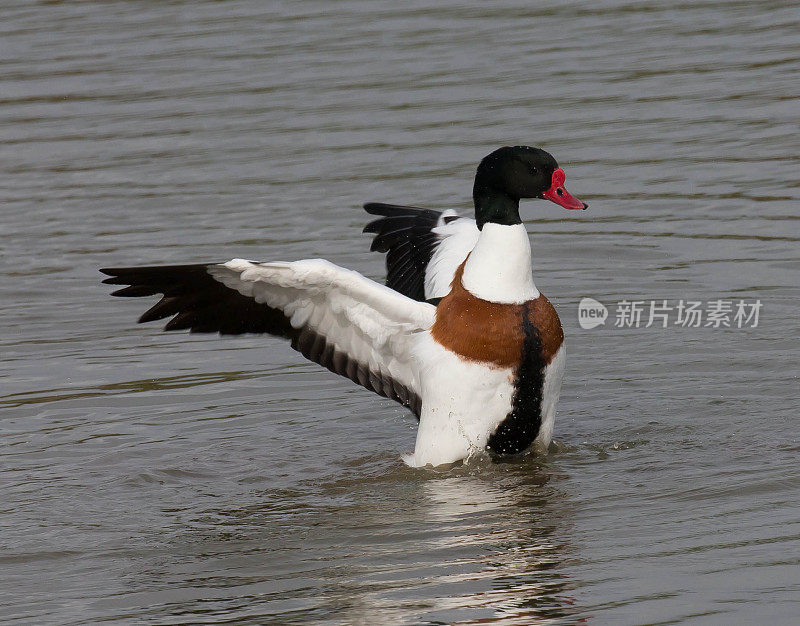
101,146,587,467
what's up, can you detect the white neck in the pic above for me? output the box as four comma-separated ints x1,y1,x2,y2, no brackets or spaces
461,222,539,303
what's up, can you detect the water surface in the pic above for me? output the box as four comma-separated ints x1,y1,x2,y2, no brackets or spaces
1,1,798,623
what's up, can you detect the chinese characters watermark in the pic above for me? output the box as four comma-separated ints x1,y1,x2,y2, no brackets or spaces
578,297,761,329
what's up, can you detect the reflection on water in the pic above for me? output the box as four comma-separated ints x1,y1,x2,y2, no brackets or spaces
416,472,574,624
107,460,579,623
1,0,798,623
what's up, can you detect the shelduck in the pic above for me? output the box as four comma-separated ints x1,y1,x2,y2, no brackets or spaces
101,146,587,467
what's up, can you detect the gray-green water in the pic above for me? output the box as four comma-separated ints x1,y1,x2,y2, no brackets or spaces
1,1,798,623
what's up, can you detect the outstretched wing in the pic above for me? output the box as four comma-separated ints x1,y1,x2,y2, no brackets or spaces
101,259,436,416
363,203,479,302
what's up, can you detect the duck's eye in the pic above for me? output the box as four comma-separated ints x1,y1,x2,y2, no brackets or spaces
529,165,537,175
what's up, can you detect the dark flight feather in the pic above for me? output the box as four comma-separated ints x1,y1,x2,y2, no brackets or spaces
363,203,444,302
101,264,421,416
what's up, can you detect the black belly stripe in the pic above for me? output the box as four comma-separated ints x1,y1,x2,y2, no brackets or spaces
485,312,546,455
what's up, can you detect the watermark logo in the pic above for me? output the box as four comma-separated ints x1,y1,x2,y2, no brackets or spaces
578,297,608,329
578,298,762,329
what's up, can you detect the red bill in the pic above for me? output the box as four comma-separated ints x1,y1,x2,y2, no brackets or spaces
541,168,588,210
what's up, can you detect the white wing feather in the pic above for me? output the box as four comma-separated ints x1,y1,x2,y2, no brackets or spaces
424,211,480,299
208,258,436,399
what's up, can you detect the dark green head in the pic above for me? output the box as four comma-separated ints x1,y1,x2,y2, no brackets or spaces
472,146,587,229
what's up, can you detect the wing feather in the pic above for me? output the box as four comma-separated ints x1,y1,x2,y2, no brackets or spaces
101,259,435,416
363,203,479,301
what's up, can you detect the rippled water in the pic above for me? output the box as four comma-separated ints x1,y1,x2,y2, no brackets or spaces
1,1,798,623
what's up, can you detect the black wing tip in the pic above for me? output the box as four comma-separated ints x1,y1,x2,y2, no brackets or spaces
363,202,390,216
100,263,218,273
100,263,225,286
100,267,131,284
103,276,135,288
362,218,382,235
109,285,162,297
363,202,430,217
